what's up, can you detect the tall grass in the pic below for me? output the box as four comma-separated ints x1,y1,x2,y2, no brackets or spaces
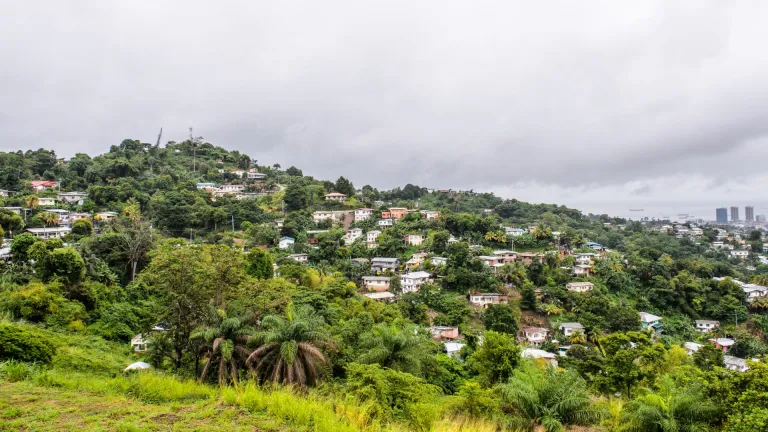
0,359,39,382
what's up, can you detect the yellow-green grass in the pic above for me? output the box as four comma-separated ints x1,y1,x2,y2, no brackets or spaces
0,380,286,432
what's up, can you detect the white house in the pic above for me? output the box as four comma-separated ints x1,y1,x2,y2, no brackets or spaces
469,293,509,307
0,189,8,197
493,250,517,263
26,226,71,239
521,348,558,368
573,264,591,276
419,210,440,220
218,184,245,193
362,275,391,292
367,230,381,243
566,282,594,293
640,312,663,332
503,227,526,237
431,257,447,267
38,197,56,207
131,334,148,352
324,192,347,202
364,292,395,302
288,253,309,263
521,327,549,346
559,322,585,337
731,250,749,259
400,271,432,293
695,320,719,333
312,210,350,223
345,228,363,242
724,355,750,372
403,234,425,246
57,191,87,204
683,342,703,355
278,236,295,249
444,342,466,359
354,208,373,221
197,182,217,190
371,257,400,272
247,171,266,180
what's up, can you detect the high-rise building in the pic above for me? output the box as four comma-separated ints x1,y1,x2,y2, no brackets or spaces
757,214,766,223
716,208,728,224
731,206,739,222
745,206,754,222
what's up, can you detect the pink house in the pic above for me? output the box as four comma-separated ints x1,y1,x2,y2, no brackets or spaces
429,326,459,341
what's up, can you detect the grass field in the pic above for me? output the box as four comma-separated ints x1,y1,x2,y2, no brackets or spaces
0,380,287,432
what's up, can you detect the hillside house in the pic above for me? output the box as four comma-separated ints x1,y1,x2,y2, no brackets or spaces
493,250,517,263
517,252,544,265
231,169,246,177
363,292,395,302
95,211,118,222
403,234,425,246
420,210,440,220
57,191,87,204
710,338,735,353
573,264,591,276
586,242,604,251
378,218,394,227
683,342,703,355
312,210,350,223
196,182,217,190
444,342,465,359
504,227,526,237
731,250,749,259
362,276,391,292
26,227,71,239
366,230,381,243
469,293,509,307
566,282,594,293
354,208,373,221
521,327,549,346
381,210,392,219
522,348,558,368
30,180,58,191
724,355,750,372
695,320,719,333
278,236,295,249
640,312,663,332
431,257,447,266
401,271,432,293
247,171,266,180
371,257,399,272
388,208,408,220
344,228,363,242
131,334,148,352
559,322,585,337
38,197,56,207
429,326,459,341
0,189,8,197
288,253,308,263
406,252,429,269
325,192,347,202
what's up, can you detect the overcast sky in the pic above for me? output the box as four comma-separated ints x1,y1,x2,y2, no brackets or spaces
3,1,768,218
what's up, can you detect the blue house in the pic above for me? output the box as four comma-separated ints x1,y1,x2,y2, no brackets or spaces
585,241,604,251
278,236,295,249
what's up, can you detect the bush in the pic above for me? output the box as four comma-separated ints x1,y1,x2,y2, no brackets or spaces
0,359,39,382
0,323,57,363
52,346,126,375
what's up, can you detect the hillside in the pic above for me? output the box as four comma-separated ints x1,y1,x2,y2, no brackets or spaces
1,138,768,431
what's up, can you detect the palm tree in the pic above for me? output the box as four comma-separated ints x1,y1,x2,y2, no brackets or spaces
619,378,717,432
568,330,587,345
40,212,59,227
25,195,38,209
498,364,603,432
497,262,527,287
357,324,433,376
246,303,331,388
192,308,255,386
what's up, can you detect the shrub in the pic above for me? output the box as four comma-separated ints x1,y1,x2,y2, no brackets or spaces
0,323,56,363
51,346,126,375
0,359,39,382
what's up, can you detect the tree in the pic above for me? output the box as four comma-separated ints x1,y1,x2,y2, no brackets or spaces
334,176,355,197
283,183,309,212
483,304,519,335
620,378,718,432
520,281,539,311
140,243,213,369
499,364,603,432
70,218,93,238
39,212,60,227
469,330,521,386
10,233,40,263
598,332,666,398
0,209,24,234
107,219,154,282
605,306,641,332
40,247,86,285
285,166,303,177
246,303,331,388
191,308,255,386
693,343,725,371
358,324,434,376
497,262,527,286
245,249,273,280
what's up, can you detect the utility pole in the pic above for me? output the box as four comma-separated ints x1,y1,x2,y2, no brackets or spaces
189,127,196,172
231,214,235,232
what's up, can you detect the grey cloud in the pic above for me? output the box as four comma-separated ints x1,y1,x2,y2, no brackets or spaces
2,0,768,207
